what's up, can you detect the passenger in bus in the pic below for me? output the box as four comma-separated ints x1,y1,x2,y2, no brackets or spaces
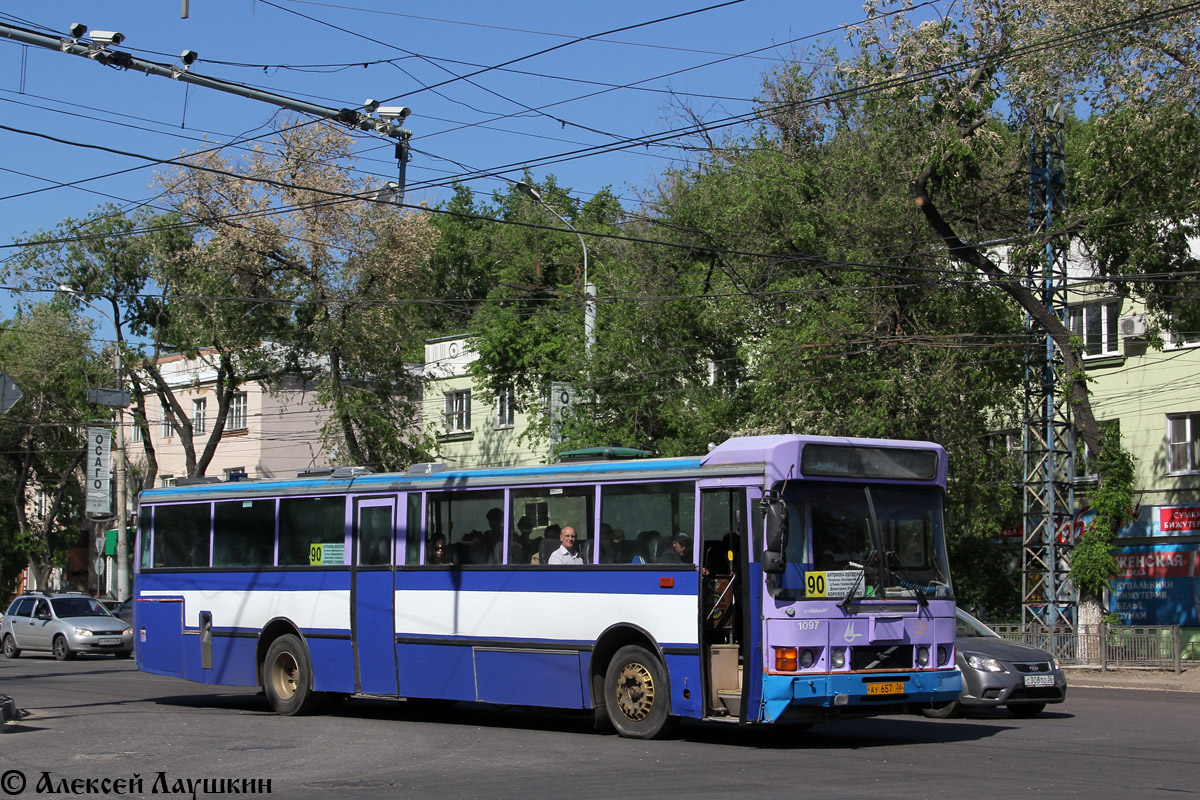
509,515,534,563
636,530,662,562
599,525,626,563
427,534,451,565
548,526,585,565
485,508,504,562
658,535,693,564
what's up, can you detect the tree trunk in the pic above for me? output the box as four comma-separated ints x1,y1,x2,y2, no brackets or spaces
1077,594,1106,666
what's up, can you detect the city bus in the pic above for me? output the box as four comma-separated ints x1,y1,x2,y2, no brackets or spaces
133,434,960,738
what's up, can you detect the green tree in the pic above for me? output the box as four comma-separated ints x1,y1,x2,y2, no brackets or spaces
0,303,97,591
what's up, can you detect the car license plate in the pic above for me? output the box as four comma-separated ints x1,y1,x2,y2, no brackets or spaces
98,637,122,646
867,682,905,696
1024,674,1054,687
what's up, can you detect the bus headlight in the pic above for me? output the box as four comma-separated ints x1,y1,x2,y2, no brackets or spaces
799,649,815,669
916,646,930,667
831,648,846,669
937,645,950,666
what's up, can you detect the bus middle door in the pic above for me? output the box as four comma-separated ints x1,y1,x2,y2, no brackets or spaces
352,497,399,696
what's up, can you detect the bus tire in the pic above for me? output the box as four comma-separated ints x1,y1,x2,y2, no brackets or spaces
921,699,960,719
2,635,19,659
604,644,674,739
262,634,321,716
53,635,76,661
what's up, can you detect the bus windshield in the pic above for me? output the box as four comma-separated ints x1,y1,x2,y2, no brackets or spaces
777,483,952,602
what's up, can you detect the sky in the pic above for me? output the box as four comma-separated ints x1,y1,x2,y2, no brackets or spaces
0,1,879,311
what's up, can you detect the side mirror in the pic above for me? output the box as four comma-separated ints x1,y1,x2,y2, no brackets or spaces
760,493,788,575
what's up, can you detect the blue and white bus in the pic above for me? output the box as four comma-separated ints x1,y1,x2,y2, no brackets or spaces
134,435,960,738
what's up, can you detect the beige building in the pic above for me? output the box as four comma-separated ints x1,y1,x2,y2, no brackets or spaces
128,351,331,486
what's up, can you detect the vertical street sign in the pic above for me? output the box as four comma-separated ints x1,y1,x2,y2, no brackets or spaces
86,426,113,515
549,381,576,449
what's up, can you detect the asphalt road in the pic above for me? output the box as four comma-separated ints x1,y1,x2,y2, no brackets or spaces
2,653,1198,800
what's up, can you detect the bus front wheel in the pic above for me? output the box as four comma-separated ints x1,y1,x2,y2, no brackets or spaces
604,645,675,739
262,634,321,716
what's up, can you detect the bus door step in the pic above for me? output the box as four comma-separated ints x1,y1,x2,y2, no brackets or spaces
717,689,741,717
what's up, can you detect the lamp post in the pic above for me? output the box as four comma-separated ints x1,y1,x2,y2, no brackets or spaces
516,182,595,356
58,286,129,602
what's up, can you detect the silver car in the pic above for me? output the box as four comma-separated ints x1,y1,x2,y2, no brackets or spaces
2,592,133,660
923,608,1067,718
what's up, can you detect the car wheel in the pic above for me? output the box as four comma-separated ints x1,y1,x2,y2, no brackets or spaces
2,635,19,659
1008,703,1045,718
921,699,961,719
604,644,676,739
53,635,76,661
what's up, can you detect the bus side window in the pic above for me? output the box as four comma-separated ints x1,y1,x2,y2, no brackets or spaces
153,502,212,568
278,496,346,566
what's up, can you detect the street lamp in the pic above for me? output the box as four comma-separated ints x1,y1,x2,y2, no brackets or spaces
58,285,130,602
516,182,596,356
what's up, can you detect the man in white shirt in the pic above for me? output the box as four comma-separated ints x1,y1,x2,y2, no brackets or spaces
548,526,586,565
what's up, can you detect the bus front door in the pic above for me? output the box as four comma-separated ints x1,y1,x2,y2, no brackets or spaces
353,497,399,696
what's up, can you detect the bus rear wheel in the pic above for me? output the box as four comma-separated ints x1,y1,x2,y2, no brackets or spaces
262,634,321,716
604,645,674,739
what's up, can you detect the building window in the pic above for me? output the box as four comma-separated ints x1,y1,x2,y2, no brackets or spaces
224,466,247,481
1075,421,1119,483
1068,300,1120,357
193,398,207,434
159,474,175,488
160,414,173,439
130,415,142,443
444,390,471,433
1167,413,1200,474
228,393,247,431
495,387,515,429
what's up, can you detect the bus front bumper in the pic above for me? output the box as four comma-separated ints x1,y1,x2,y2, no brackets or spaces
762,670,961,723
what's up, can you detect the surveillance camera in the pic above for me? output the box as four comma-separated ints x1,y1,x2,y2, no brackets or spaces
376,105,411,121
181,50,199,65
68,22,87,39
363,99,380,113
90,30,125,46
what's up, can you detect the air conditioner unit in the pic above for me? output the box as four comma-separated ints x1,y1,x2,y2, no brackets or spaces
1119,315,1147,338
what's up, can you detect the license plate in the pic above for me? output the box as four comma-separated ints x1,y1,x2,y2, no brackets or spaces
98,637,122,646
867,682,905,696
1024,674,1054,687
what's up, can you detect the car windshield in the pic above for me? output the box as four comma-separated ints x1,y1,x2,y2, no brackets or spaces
50,597,111,618
956,609,1000,638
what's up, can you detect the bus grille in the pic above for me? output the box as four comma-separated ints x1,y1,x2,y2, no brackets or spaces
850,644,913,671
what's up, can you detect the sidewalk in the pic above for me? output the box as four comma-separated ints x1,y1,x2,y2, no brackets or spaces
1064,665,1200,693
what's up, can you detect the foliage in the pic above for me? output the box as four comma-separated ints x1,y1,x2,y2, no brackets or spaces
156,122,441,471
0,303,98,592
448,176,748,456
1072,429,1135,601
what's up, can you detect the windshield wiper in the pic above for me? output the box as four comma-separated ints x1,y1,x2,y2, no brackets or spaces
838,552,877,610
882,551,929,607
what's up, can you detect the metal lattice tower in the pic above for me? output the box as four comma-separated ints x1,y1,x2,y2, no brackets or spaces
1021,106,1076,635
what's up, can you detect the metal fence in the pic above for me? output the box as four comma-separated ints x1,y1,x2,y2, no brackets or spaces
987,623,1182,673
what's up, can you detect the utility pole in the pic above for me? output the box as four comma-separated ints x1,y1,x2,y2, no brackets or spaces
1021,104,1076,648
0,20,414,199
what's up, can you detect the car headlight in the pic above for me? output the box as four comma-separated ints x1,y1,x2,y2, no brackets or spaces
122,626,132,635
1050,656,1060,670
74,627,94,636
964,652,1005,672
